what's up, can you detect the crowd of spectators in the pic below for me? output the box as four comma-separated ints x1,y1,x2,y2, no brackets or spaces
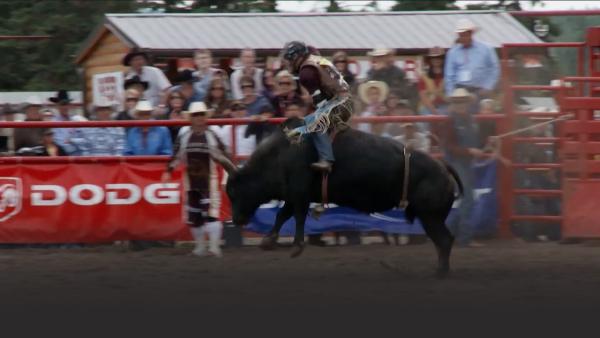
0,18,561,245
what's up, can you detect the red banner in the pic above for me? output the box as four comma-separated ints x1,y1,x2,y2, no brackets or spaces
0,160,229,243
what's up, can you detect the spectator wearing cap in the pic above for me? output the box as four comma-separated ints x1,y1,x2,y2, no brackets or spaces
419,47,447,117
0,105,20,153
192,49,225,102
272,70,303,117
77,103,125,156
442,88,488,248
366,47,412,106
123,49,171,107
332,51,356,88
123,100,172,156
357,80,389,134
14,96,46,151
205,77,231,119
210,101,256,161
444,19,500,99
230,48,264,100
48,90,86,155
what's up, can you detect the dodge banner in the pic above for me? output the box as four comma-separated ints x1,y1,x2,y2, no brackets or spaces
0,161,198,243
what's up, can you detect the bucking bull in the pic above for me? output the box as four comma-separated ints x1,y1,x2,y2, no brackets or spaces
215,118,462,277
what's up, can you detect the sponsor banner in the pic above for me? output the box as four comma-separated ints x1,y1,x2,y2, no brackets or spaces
246,160,498,236
0,162,194,243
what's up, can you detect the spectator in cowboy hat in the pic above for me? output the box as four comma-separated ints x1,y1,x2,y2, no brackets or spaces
78,102,125,156
14,96,46,151
123,100,172,156
444,18,500,99
163,101,230,257
419,46,447,117
442,87,487,248
381,92,416,138
123,76,149,96
366,46,413,108
356,80,389,134
123,48,171,108
171,69,201,109
116,88,142,121
48,90,86,155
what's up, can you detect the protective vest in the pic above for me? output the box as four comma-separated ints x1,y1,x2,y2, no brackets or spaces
299,55,349,99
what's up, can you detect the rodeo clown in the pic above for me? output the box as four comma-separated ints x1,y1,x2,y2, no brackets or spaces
162,101,231,257
282,41,351,173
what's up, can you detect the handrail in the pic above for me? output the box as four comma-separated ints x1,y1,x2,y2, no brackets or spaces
0,114,507,128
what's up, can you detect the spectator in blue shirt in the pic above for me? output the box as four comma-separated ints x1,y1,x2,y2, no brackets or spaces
240,75,276,144
124,100,172,156
444,19,500,99
77,103,125,156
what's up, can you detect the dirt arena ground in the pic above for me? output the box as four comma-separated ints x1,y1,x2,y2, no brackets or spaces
1,238,600,318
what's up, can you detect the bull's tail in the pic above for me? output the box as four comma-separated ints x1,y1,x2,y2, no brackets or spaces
443,162,464,197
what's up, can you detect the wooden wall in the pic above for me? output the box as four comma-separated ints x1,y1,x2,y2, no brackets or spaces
81,30,129,105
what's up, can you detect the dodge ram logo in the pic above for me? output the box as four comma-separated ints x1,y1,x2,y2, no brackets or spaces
0,178,22,222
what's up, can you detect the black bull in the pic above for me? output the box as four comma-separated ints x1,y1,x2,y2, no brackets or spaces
218,118,463,277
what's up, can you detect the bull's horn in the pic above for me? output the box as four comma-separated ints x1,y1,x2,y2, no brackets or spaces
210,150,238,174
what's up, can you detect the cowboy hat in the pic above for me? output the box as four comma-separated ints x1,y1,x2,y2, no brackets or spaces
24,96,43,107
134,100,154,112
122,49,150,66
455,18,478,33
123,76,149,90
426,46,445,58
48,90,72,104
448,88,475,103
358,80,389,104
183,101,212,119
368,47,393,57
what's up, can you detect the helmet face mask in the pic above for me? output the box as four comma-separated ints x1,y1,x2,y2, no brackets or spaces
281,41,309,73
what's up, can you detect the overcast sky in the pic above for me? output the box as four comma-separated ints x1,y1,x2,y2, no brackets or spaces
277,1,600,12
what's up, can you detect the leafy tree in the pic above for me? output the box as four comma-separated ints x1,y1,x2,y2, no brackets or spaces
0,0,137,91
392,1,458,11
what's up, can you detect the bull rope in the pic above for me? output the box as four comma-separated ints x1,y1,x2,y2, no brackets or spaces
483,113,574,163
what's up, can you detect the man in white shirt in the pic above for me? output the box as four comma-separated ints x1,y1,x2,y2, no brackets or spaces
209,101,256,161
123,49,171,107
230,48,264,100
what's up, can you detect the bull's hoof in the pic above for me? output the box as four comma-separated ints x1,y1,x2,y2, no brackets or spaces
290,242,305,258
259,235,278,251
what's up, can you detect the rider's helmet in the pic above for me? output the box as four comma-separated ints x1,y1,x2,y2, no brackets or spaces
281,41,310,74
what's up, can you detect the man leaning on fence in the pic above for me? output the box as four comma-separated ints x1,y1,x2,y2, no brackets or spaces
442,88,488,248
77,102,125,156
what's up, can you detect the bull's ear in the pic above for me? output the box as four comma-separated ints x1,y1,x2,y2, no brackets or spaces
210,150,238,174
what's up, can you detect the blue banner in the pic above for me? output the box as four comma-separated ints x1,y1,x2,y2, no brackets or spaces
245,160,498,236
